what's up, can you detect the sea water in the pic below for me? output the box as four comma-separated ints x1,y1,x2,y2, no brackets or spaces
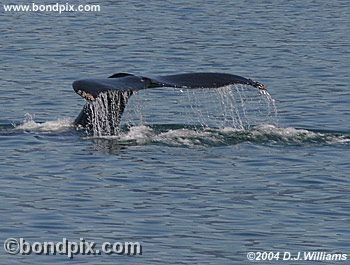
1,1,349,264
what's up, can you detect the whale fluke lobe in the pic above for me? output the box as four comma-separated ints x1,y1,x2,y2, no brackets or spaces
72,75,149,100
150,73,266,90
73,72,266,133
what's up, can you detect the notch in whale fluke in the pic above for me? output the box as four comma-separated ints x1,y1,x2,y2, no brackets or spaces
72,72,266,133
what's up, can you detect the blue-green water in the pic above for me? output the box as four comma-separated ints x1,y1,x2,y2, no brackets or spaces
1,1,349,264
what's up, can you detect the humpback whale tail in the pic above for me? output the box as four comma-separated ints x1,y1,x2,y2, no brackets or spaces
72,72,266,134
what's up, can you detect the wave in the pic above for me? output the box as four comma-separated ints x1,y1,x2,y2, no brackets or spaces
1,118,348,147
87,124,350,147
2,114,349,147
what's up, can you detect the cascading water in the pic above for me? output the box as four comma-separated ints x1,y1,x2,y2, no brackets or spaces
183,84,278,129
87,90,132,137
11,85,349,147
87,85,278,136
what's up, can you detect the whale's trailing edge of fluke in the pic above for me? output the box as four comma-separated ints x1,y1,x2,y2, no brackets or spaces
73,72,266,133
73,72,266,101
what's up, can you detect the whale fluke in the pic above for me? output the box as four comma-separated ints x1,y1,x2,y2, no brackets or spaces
73,72,266,133
150,73,266,90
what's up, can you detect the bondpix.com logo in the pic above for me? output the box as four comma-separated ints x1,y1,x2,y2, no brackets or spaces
3,3,101,14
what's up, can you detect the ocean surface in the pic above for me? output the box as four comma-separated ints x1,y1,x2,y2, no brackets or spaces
1,1,349,264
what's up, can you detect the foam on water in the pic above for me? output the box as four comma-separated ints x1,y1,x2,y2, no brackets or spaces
15,113,74,132
88,124,350,148
11,87,349,147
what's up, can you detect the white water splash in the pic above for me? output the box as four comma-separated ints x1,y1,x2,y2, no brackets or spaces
252,124,320,143
88,124,350,148
16,113,74,132
71,84,348,147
